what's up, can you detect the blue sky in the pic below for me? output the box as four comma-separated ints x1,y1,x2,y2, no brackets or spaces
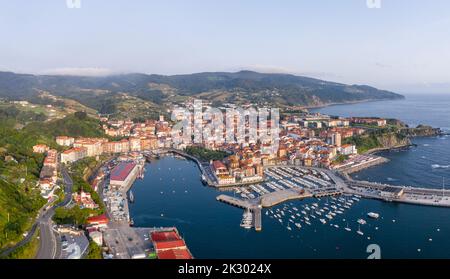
1,0,450,93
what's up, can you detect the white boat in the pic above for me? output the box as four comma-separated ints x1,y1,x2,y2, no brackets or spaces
345,223,351,232
304,217,310,221
325,214,333,220
287,226,292,231
301,210,307,215
356,225,364,236
334,224,339,228
367,212,380,219
295,223,302,229
320,219,327,224
305,221,312,226
240,210,253,229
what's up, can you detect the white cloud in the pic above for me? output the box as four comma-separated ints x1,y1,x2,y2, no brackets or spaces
41,67,117,77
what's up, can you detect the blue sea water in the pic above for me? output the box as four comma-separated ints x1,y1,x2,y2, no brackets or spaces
129,94,450,259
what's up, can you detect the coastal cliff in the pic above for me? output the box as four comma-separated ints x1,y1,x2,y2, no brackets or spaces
345,132,411,154
400,125,443,137
346,122,443,155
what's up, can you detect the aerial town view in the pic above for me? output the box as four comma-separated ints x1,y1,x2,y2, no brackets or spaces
1,0,450,270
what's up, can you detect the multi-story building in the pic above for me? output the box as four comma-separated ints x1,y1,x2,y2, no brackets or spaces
56,136,75,147
60,147,88,164
74,138,106,157
33,144,49,154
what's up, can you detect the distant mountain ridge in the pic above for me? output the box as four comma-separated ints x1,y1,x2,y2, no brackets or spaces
0,70,404,114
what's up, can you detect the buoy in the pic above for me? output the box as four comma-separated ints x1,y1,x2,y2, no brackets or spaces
417,248,421,252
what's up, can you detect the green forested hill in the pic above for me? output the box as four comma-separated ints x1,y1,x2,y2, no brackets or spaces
0,111,105,251
0,71,404,115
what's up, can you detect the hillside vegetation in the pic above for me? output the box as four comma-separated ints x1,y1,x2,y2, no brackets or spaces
0,112,105,251
0,71,404,119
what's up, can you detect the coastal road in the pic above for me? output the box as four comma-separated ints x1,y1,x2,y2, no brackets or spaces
35,166,73,259
0,223,39,258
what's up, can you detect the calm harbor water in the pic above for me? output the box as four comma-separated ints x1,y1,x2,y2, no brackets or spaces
129,94,450,259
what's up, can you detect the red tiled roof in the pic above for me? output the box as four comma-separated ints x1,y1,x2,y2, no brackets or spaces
110,162,136,181
154,240,186,250
157,248,192,259
86,214,109,224
212,160,226,170
151,231,181,242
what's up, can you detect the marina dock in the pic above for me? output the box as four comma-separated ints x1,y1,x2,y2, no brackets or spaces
260,189,312,207
216,195,262,231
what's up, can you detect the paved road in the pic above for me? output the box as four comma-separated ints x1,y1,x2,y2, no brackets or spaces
0,223,39,258
0,167,72,259
36,166,73,259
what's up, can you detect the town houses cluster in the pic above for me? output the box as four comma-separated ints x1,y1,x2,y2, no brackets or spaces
206,112,387,186
32,102,387,191
33,145,59,199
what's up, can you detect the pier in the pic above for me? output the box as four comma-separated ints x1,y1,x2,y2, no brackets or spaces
260,189,312,207
216,195,262,231
216,188,313,231
216,195,258,210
